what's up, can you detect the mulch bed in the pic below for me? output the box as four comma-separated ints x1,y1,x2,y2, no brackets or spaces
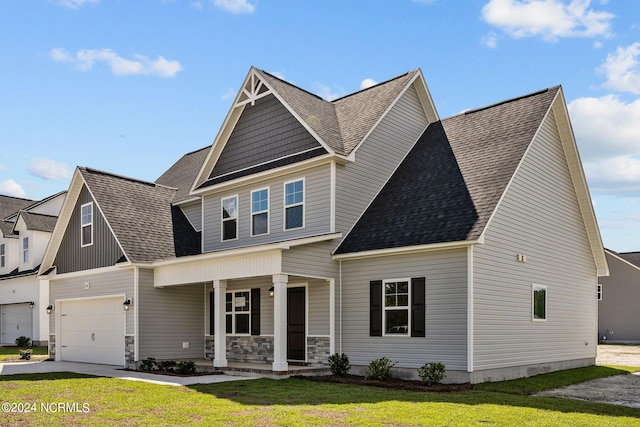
294,374,473,392
119,368,223,377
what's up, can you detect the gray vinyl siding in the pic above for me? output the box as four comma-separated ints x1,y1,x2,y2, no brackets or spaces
54,186,124,274
336,85,428,236
598,253,640,342
308,280,330,336
339,249,468,370
202,165,331,252
210,94,324,179
181,202,202,232
472,112,597,370
282,240,339,280
49,268,135,335
137,268,204,360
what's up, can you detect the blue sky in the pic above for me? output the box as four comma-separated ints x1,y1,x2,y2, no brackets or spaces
1,0,640,251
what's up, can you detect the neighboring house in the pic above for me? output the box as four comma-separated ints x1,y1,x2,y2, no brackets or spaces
38,67,607,383
0,192,65,345
598,249,640,343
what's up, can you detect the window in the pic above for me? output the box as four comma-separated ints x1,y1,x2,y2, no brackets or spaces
370,278,425,337
284,179,304,230
0,243,5,268
597,284,603,301
251,188,269,236
22,237,29,263
221,196,238,241
81,202,93,246
532,284,547,321
226,290,250,334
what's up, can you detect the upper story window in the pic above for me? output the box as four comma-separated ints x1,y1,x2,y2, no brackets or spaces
0,243,5,268
284,179,304,230
81,202,93,247
22,237,29,263
532,284,547,321
221,196,238,241
597,284,603,301
251,188,269,236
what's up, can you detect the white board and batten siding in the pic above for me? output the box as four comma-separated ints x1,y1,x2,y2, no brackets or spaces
339,249,468,371
137,268,205,360
202,164,332,253
336,85,429,235
472,112,598,371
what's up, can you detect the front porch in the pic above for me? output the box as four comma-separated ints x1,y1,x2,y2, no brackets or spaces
193,359,331,378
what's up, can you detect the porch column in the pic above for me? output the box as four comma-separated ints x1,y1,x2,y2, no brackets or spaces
213,280,227,368
272,274,288,372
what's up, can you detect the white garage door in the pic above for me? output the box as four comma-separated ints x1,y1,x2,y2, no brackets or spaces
59,297,125,366
1,303,33,345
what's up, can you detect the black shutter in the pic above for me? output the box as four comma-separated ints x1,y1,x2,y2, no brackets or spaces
370,280,383,336
411,277,426,337
250,288,261,336
209,291,215,335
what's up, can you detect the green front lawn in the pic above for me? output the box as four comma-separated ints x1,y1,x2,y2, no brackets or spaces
0,366,638,426
0,346,48,361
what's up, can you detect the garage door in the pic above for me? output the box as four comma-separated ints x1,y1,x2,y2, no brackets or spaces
1,303,33,345
59,297,125,366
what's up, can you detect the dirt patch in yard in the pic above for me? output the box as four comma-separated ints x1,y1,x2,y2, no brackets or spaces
537,345,640,408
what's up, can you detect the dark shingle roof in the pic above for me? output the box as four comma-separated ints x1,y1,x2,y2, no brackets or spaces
335,87,559,254
617,252,640,268
0,220,16,238
0,195,34,220
79,168,199,263
156,146,209,203
258,69,419,155
19,211,58,232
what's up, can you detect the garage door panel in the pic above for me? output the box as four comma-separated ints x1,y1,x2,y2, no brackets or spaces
1,304,33,345
59,297,124,366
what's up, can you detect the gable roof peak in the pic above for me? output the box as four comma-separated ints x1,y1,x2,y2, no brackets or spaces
80,167,176,191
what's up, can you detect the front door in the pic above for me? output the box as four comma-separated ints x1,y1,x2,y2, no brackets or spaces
287,287,305,361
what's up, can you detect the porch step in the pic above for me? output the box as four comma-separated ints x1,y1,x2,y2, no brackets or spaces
193,359,331,379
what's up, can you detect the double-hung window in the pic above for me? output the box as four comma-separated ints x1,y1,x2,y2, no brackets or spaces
81,202,93,247
0,243,5,268
284,179,304,230
251,188,269,236
384,280,410,335
370,277,425,337
221,196,238,241
22,237,29,263
532,284,547,321
226,290,250,334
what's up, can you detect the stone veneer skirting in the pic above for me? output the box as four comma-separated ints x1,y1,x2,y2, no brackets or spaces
205,335,330,366
125,336,135,369
48,335,56,360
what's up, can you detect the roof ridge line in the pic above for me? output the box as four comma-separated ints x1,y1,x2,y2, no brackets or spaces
258,68,326,101
332,70,414,103
463,87,557,116
82,167,177,191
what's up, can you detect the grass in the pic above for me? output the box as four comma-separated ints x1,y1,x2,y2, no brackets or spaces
0,366,638,426
0,346,49,361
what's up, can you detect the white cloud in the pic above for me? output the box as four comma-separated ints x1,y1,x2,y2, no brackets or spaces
0,180,26,198
213,0,255,14
412,0,436,4
482,31,499,48
360,78,378,90
481,0,614,42
50,48,182,78
191,1,204,10
50,0,100,9
221,87,236,100
28,158,73,181
599,42,640,94
312,83,344,101
569,95,640,194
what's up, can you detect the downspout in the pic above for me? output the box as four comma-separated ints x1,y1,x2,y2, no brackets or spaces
339,260,343,354
467,246,474,374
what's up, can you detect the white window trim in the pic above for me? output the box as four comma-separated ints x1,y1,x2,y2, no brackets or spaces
225,289,251,336
81,202,94,247
382,278,411,337
22,237,29,264
597,284,603,301
284,178,305,231
221,195,239,242
251,187,270,237
532,283,547,322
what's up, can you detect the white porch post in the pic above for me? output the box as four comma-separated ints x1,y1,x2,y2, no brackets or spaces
272,274,288,372
329,278,335,355
213,280,227,368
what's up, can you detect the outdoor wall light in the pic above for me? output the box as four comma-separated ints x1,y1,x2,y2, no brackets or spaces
269,286,274,297
123,299,132,311
29,301,35,309
46,305,53,314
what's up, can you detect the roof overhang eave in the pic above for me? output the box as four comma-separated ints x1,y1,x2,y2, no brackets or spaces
332,239,482,261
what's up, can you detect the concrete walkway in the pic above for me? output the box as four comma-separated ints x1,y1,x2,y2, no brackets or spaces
0,360,254,386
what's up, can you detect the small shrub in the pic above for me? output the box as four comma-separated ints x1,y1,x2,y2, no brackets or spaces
139,357,157,371
418,362,446,386
19,349,32,360
176,360,196,375
158,360,177,372
328,353,351,376
15,336,31,348
365,356,396,380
